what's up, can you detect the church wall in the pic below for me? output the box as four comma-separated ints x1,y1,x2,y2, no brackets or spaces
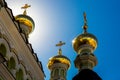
0,2,44,80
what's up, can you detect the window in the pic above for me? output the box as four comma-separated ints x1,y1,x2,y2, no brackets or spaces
60,69,64,77
0,44,6,57
0,76,4,80
51,70,54,77
16,69,24,80
54,69,59,76
7,57,16,69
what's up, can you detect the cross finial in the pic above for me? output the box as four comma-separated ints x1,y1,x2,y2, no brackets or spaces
21,4,31,15
56,41,65,55
83,12,88,33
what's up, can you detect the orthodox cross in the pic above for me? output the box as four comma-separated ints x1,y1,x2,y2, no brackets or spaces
56,41,65,55
83,12,88,33
21,4,31,15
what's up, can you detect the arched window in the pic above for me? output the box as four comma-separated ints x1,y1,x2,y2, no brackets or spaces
0,76,4,80
7,57,16,69
51,70,54,77
16,69,24,80
54,69,59,76
60,69,64,77
0,44,6,57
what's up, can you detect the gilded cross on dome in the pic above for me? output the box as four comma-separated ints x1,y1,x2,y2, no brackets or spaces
21,4,31,15
56,41,65,55
83,12,88,33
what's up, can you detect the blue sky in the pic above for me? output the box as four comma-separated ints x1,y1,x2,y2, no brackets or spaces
6,0,120,80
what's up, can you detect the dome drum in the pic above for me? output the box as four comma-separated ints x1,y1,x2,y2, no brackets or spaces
74,54,97,70
77,44,94,54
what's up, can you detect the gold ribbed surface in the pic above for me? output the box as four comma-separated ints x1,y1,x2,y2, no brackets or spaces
72,33,98,53
15,14,35,34
47,55,70,69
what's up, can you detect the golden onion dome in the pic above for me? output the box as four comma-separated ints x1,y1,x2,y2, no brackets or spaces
47,54,71,69
72,12,98,53
48,41,71,69
72,33,98,53
15,14,35,34
15,4,35,34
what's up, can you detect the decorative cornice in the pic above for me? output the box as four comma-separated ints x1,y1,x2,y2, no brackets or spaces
0,0,7,8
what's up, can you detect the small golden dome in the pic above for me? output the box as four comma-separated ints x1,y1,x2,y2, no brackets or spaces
15,14,35,34
48,41,71,69
72,33,98,53
47,55,71,69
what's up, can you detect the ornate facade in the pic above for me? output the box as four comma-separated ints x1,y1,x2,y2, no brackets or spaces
0,0,45,80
